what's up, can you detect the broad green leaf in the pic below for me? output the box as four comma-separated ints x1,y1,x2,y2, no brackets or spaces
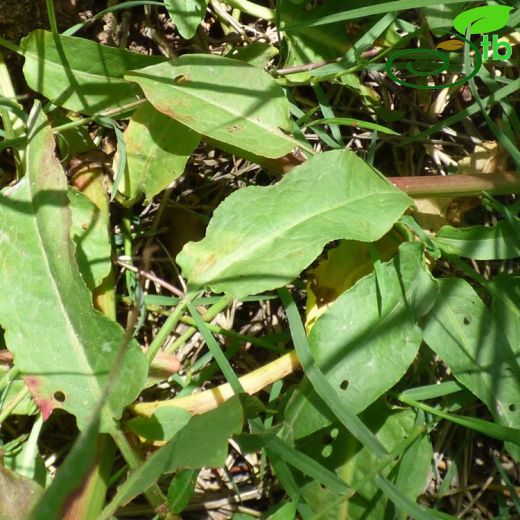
422,279,520,442
125,54,297,159
488,274,520,354
21,30,164,115
295,401,432,519
125,406,191,441
0,464,43,520
283,242,437,440
309,243,436,413
268,501,298,520
104,396,243,514
453,5,512,35
167,469,199,514
436,220,520,260
0,104,147,431
118,103,200,201
164,0,208,39
69,188,112,289
177,150,413,298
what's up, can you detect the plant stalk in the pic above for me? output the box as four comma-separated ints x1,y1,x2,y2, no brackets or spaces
131,350,300,417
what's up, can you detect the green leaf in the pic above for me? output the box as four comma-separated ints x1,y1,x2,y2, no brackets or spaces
425,4,465,36
0,464,43,520
309,243,436,412
295,401,432,519
285,0,477,30
436,220,520,260
118,103,200,201
308,117,399,135
399,395,520,446
21,30,164,115
279,0,352,75
69,188,112,289
177,150,413,298
164,0,208,39
268,501,298,520
0,104,147,431
422,279,520,441
167,468,199,514
125,54,297,159
283,242,437,440
104,396,243,514
453,5,512,35
125,407,191,441
488,274,520,354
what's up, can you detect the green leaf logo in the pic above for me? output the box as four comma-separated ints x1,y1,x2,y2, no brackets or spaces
453,5,512,35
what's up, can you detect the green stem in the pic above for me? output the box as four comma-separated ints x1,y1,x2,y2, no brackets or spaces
0,37,20,54
0,366,19,393
178,316,286,352
106,419,165,509
146,292,198,363
391,173,520,198
53,99,147,134
45,0,59,35
165,295,233,354
0,385,28,424
222,0,274,20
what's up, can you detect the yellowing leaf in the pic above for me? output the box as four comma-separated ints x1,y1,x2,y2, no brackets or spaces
457,141,509,175
305,233,401,331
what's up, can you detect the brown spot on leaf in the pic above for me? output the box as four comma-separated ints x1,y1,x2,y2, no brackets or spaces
162,108,193,124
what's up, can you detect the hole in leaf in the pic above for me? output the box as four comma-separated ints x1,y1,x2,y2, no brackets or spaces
339,380,349,391
330,427,339,439
463,316,471,325
509,404,517,412
322,433,333,445
54,391,66,403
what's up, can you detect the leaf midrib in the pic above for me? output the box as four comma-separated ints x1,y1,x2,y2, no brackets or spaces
198,188,409,284
26,175,104,405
